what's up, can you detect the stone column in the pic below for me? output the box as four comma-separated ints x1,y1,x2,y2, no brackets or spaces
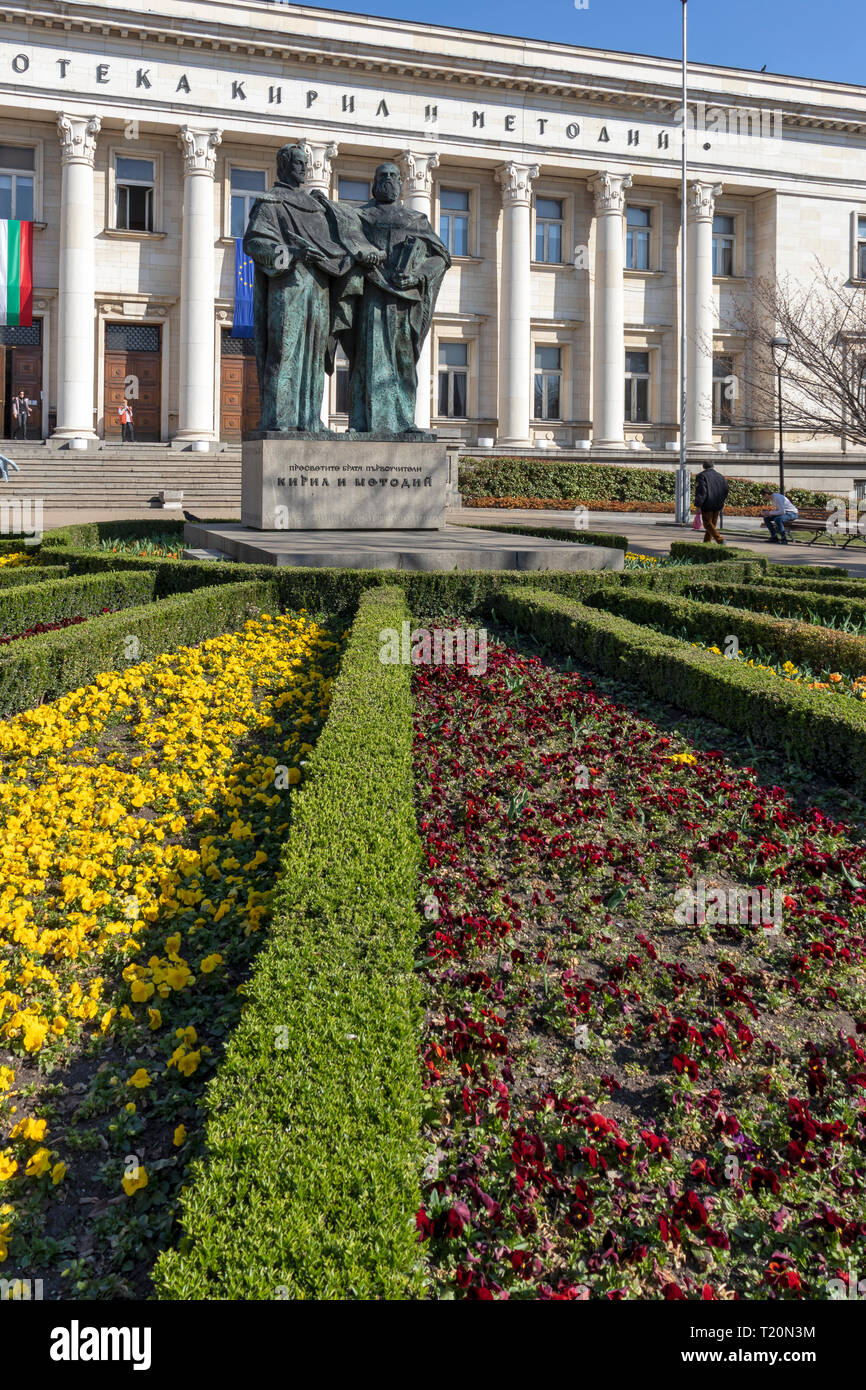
495,161,538,447
399,150,439,429
687,181,722,450
176,126,222,445
301,139,338,194
588,171,632,449
302,141,339,425
53,113,101,439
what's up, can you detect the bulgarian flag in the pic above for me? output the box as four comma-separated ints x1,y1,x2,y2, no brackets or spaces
0,220,33,327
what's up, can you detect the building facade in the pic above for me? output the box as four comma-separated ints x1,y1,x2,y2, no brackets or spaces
1,0,866,460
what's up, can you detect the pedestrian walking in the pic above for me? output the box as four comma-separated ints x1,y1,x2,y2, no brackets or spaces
0,452,20,483
11,390,31,440
118,400,135,443
693,460,729,544
761,488,799,544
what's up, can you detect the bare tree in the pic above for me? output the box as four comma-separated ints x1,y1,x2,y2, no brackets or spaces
722,263,866,448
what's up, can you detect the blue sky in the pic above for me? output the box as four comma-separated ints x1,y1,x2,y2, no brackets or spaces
295,0,865,87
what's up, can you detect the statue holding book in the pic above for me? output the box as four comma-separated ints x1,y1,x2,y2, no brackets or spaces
243,151,450,436
327,161,451,434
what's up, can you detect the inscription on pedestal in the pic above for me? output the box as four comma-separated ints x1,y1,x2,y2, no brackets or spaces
241,439,447,530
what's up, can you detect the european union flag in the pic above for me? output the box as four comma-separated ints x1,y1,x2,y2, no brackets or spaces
231,239,255,337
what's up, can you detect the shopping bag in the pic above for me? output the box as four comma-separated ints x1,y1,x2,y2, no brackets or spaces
692,512,703,531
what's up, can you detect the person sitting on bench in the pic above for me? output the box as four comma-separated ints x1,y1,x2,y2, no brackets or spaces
762,488,798,543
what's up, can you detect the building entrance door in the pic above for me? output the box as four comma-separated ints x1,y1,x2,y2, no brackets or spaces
0,322,43,439
104,322,161,441
220,331,260,438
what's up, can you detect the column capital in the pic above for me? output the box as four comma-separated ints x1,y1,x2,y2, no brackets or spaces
301,139,338,192
588,171,633,215
178,126,222,176
398,150,439,198
495,161,539,208
687,181,723,222
56,113,101,167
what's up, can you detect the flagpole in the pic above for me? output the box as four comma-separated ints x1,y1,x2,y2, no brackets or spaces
677,0,690,524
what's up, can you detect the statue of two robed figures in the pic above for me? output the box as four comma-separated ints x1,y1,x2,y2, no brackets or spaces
242,145,450,436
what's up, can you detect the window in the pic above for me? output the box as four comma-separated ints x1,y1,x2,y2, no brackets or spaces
626,206,652,270
230,168,267,239
713,354,736,425
334,346,349,414
0,145,34,222
712,214,736,277
534,346,562,420
104,323,161,352
115,156,154,232
624,351,650,423
437,342,468,417
535,197,563,263
440,188,470,258
858,217,866,280
337,177,371,205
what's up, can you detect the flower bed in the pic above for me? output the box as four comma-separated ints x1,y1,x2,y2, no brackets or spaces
413,634,866,1300
0,610,340,1296
489,586,866,793
0,552,37,569
0,609,114,646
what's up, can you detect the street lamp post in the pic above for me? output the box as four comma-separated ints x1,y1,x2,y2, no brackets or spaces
676,0,690,524
770,332,790,495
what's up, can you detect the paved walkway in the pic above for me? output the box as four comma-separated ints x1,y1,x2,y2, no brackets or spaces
449,506,866,578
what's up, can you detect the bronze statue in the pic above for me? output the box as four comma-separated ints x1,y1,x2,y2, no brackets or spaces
243,150,449,437
242,144,381,433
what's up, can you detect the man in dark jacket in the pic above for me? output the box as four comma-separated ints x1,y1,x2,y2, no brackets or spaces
694,461,729,544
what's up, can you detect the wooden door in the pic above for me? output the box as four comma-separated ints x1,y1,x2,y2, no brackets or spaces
105,350,161,441
220,334,260,438
11,347,42,438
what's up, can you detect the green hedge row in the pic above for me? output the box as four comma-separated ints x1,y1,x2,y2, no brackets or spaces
489,585,866,792
0,569,156,638
454,521,630,552
758,574,866,598
155,585,424,1300
458,458,831,509
669,540,758,565
0,564,68,589
0,578,274,717
584,585,866,677
35,548,766,620
681,580,866,631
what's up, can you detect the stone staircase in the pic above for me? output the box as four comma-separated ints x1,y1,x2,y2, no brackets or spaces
0,442,242,516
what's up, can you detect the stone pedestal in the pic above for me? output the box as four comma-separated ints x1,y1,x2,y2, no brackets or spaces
241,438,448,530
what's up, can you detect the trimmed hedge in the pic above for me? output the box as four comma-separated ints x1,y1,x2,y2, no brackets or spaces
584,585,866,677
155,585,424,1300
36,550,766,620
764,564,852,582
453,521,630,552
0,569,156,638
489,585,866,792
680,580,866,631
759,576,866,599
458,457,830,510
0,564,68,589
0,578,274,716
669,540,757,565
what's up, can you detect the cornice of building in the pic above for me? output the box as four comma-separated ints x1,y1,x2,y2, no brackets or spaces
4,0,866,135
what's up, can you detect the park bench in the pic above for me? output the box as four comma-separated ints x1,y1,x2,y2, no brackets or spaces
781,506,866,548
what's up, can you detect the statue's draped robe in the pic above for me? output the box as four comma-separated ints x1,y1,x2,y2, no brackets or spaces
328,201,451,433
243,184,374,431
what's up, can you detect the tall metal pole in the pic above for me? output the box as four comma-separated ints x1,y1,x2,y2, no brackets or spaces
677,0,690,523
777,363,786,495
